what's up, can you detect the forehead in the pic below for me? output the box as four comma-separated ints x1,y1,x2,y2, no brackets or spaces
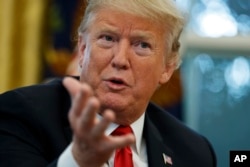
87,8,167,39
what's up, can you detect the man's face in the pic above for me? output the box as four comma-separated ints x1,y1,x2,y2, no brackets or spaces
78,8,175,124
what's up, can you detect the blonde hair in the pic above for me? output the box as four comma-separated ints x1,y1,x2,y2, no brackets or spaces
78,0,184,68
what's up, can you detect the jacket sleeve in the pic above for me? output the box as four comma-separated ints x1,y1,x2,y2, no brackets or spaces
0,85,69,167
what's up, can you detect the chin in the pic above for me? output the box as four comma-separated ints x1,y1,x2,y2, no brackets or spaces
99,96,130,112
96,89,137,113
103,100,127,112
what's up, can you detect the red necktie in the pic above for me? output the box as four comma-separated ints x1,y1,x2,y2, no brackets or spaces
112,125,134,167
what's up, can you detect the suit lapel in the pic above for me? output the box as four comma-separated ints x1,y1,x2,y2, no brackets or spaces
144,112,174,167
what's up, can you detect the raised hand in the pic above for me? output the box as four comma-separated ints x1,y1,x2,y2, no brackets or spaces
63,77,135,167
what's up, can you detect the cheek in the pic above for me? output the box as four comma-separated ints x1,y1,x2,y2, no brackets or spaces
81,48,111,80
133,69,160,102
83,46,109,67
134,60,162,89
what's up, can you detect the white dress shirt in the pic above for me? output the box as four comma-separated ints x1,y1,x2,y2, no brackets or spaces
57,113,148,167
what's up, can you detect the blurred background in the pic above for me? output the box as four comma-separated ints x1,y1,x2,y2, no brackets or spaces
0,0,249,166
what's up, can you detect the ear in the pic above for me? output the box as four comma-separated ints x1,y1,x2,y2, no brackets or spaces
159,64,175,85
77,34,86,68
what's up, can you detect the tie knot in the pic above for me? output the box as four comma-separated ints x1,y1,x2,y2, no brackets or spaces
112,125,133,136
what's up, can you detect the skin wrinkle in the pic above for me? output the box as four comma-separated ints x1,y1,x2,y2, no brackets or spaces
79,4,181,59
57,1,187,167
55,1,188,167
78,11,180,69
78,8,174,125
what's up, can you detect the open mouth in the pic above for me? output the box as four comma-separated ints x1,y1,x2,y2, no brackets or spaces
110,79,124,85
104,77,129,90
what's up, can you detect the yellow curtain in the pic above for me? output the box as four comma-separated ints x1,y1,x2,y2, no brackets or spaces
0,0,46,93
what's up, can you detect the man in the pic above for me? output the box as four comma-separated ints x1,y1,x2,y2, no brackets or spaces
0,0,216,167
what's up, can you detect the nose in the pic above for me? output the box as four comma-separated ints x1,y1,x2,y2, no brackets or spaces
111,40,130,70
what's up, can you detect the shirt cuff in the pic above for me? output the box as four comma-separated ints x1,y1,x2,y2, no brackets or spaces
57,143,79,167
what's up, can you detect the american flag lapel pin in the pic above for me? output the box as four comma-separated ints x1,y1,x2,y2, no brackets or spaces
162,153,173,166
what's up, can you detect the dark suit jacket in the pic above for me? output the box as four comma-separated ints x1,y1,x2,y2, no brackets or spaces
0,77,216,167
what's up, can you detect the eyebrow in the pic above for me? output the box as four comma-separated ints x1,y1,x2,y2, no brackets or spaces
95,20,156,42
96,22,120,34
130,30,155,41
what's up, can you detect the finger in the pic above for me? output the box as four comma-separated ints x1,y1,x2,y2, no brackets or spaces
91,109,115,139
63,77,93,99
78,97,100,132
68,90,85,126
109,134,135,150
63,77,82,97
68,83,94,127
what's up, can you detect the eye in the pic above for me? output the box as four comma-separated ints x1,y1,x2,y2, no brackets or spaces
133,41,152,56
97,34,116,48
134,41,151,49
139,42,150,49
101,35,114,42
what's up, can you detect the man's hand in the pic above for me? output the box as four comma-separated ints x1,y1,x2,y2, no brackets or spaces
63,77,135,167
